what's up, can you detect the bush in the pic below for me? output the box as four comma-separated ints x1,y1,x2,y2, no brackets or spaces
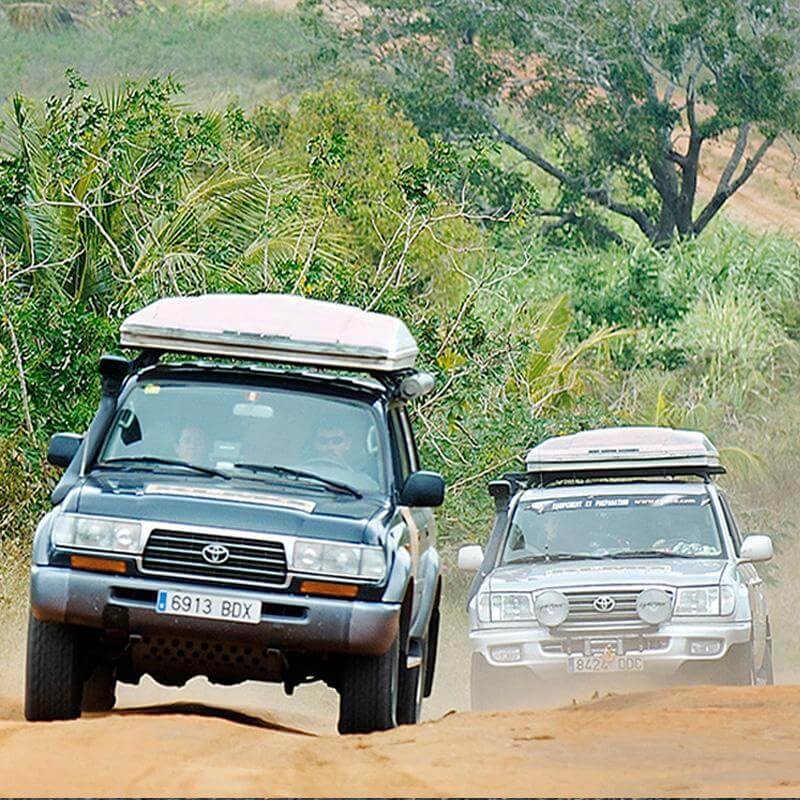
0,78,626,551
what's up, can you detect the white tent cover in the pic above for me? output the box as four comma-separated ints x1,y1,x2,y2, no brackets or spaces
120,294,419,373
526,426,720,472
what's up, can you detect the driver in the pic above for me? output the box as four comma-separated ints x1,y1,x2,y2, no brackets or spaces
304,422,379,492
313,424,353,465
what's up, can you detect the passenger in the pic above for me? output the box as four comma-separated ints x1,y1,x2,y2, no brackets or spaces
175,425,208,464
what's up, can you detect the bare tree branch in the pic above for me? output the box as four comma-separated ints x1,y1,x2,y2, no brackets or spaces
488,118,656,240
716,123,751,195
693,134,776,235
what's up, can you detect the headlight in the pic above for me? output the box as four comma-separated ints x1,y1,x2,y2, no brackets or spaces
52,514,142,553
477,592,535,623
675,586,735,616
636,588,672,625
291,540,386,581
534,590,569,627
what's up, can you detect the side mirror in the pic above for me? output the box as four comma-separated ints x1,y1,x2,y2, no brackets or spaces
47,433,82,468
399,471,445,507
739,534,774,563
458,544,484,571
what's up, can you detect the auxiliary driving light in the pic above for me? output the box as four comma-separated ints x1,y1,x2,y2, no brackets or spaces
636,588,672,625
534,590,569,627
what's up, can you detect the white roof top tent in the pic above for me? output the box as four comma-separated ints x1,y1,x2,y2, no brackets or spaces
524,426,724,483
120,294,420,375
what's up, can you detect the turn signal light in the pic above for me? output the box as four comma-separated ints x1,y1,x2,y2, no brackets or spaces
70,554,128,574
300,580,358,598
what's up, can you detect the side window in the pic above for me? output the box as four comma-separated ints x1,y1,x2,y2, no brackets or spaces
398,407,420,472
719,494,742,556
388,407,412,487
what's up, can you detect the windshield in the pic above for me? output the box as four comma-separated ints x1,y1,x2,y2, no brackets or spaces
502,492,723,563
99,380,387,494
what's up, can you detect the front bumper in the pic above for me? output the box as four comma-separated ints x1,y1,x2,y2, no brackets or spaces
30,565,399,657
469,619,752,680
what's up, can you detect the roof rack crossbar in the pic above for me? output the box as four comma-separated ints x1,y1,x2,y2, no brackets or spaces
517,464,725,488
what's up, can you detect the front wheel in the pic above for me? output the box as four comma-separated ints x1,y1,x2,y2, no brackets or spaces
82,662,117,713
338,634,399,734
397,638,427,725
756,634,775,686
470,652,498,711
25,613,83,721
726,641,756,686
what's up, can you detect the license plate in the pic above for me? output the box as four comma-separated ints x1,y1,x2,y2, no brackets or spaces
156,589,259,625
567,655,644,673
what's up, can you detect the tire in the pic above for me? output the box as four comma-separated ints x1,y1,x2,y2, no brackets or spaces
338,634,399,734
470,652,497,711
727,641,756,686
423,599,440,699
82,662,117,713
757,632,775,686
25,613,83,721
397,637,427,725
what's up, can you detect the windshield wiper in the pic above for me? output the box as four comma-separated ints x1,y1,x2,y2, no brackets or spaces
232,463,362,499
94,456,231,480
506,552,608,564
607,549,699,559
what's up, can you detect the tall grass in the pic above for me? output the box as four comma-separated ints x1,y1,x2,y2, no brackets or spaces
0,2,312,106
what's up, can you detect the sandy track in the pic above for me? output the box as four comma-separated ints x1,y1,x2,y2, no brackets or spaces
1,685,799,797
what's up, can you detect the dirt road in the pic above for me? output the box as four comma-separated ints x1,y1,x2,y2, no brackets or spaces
1,684,799,797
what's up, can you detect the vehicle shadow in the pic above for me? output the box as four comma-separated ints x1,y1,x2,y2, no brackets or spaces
111,701,317,736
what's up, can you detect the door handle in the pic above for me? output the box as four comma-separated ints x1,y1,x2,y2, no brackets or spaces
747,577,763,587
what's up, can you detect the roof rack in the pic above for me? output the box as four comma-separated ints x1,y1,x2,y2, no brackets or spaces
120,294,419,375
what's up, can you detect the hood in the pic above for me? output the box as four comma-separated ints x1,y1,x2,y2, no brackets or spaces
67,471,390,544
488,558,726,592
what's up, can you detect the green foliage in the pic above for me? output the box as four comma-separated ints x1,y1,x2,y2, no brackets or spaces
0,77,624,547
484,222,800,443
0,289,118,436
0,433,51,615
2,72,799,558
673,289,799,412
317,0,800,244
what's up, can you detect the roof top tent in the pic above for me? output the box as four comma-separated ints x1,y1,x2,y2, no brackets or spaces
524,426,723,484
120,293,420,375
118,293,435,401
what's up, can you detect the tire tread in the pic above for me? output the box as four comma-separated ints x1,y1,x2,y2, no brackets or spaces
25,614,82,721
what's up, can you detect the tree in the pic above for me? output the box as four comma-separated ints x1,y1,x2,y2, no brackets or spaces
306,0,800,245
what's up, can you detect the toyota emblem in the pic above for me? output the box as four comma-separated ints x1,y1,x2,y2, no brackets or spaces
593,595,616,613
202,543,230,564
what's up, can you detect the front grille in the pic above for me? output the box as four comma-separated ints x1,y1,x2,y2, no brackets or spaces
142,529,287,588
562,588,674,628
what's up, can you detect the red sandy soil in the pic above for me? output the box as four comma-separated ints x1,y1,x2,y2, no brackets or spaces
1,685,799,797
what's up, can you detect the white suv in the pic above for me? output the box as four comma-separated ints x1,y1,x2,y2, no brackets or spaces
459,427,774,710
